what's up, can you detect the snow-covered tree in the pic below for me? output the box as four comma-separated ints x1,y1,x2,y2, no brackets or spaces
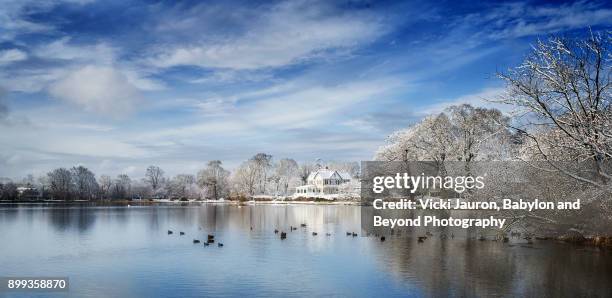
498,32,611,187
251,153,273,194
233,160,259,196
275,158,299,195
197,160,230,200
167,174,198,199
144,165,164,192
376,104,511,174
298,162,315,186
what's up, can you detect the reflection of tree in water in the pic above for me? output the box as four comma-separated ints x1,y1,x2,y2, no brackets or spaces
148,207,160,232
372,235,612,296
198,205,227,232
48,207,95,233
1,206,19,222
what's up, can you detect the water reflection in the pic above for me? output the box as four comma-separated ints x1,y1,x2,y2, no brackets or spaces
0,204,610,297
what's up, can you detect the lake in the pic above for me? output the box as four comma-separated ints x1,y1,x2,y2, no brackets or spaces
1,203,611,297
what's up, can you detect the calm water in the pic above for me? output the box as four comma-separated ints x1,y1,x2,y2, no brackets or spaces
1,204,611,297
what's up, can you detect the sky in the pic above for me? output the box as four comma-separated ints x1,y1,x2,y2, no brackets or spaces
0,0,611,179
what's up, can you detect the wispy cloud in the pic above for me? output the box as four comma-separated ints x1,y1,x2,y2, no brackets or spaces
0,49,27,65
148,1,388,70
467,1,612,39
417,87,510,115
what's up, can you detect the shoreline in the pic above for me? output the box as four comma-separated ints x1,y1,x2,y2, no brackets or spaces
0,199,363,206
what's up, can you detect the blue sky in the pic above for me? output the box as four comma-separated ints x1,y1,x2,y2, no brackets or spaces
0,0,611,179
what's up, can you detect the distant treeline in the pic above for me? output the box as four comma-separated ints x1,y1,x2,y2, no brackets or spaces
0,156,360,201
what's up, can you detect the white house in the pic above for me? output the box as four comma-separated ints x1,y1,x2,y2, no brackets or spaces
294,168,352,197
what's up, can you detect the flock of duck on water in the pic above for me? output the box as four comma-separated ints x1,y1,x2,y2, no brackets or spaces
165,223,457,246
167,229,223,247
167,224,535,247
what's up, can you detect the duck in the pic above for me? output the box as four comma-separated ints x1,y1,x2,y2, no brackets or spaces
346,232,352,236
300,223,307,227
167,230,173,235
352,233,357,237
325,233,331,236
203,242,209,246
418,236,427,243
380,236,386,242
193,239,200,244
312,232,318,236
274,229,279,234
180,232,185,236
280,232,287,239
218,243,224,247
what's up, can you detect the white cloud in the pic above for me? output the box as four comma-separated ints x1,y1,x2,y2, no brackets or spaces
475,1,612,39
141,77,401,142
418,87,511,115
0,49,27,64
149,1,386,69
189,69,274,84
35,37,116,63
0,0,54,40
48,65,142,116
242,78,400,128
0,68,64,93
34,38,165,91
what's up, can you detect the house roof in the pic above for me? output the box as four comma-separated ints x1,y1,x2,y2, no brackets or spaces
308,169,351,181
337,171,352,180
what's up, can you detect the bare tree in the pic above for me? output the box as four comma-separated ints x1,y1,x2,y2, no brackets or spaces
376,113,458,175
167,174,198,199
145,165,164,192
98,175,113,199
275,158,299,195
47,168,72,200
71,166,99,200
0,180,18,200
37,175,50,200
447,104,510,174
376,105,509,174
251,153,272,194
233,160,259,196
113,174,132,199
197,160,230,200
298,162,315,186
498,32,611,187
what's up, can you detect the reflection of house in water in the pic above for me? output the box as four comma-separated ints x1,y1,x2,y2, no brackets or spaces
294,168,352,198
17,186,40,200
